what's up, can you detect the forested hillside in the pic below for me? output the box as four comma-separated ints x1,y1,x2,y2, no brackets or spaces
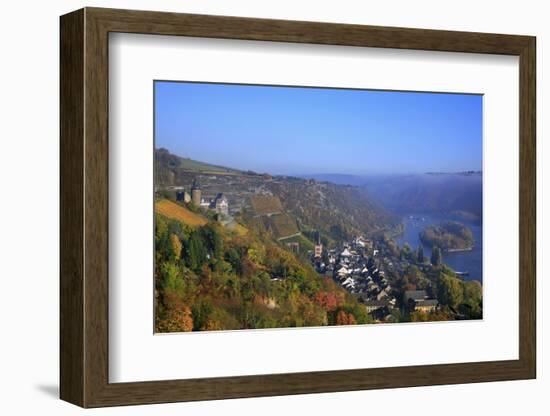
264,178,398,242
154,209,372,332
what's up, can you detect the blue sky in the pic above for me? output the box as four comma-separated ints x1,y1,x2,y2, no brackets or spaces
155,81,482,175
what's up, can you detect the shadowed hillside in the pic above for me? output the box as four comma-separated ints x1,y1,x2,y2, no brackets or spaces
303,172,482,223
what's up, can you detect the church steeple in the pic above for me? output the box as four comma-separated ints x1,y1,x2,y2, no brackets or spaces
314,230,323,258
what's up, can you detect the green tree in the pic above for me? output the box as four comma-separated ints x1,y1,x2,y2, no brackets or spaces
191,299,214,331
437,274,464,310
224,247,243,274
405,265,421,288
431,246,442,266
201,224,222,259
155,214,168,241
461,280,482,318
160,262,184,296
187,231,207,271
400,242,413,261
247,242,266,264
417,245,424,263
155,215,171,262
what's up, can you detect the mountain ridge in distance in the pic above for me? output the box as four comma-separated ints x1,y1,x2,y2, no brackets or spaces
299,172,483,223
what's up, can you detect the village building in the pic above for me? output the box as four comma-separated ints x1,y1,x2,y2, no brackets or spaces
414,299,439,313
337,266,350,278
404,290,429,303
340,248,352,257
176,190,191,203
212,193,229,216
404,290,438,312
341,277,356,290
364,299,390,313
376,285,392,301
286,242,300,254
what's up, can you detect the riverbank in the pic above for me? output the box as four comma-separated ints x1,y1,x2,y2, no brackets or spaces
444,246,474,253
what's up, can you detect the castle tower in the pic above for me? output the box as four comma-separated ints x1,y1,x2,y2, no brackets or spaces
191,179,202,207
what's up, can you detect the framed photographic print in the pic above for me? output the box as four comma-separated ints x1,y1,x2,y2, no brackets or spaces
60,7,536,408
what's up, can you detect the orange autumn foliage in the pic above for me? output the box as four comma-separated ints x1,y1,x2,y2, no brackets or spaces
156,292,193,333
335,310,357,326
313,291,344,311
155,199,207,227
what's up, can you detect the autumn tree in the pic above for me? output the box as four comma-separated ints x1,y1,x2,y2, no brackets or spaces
313,291,343,311
169,233,182,261
156,292,193,332
335,310,357,325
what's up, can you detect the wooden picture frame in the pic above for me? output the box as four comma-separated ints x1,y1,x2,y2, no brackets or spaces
60,7,536,408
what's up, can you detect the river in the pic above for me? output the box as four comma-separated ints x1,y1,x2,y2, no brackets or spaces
393,213,483,283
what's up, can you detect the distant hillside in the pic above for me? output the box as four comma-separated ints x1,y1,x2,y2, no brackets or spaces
263,178,399,241
304,172,483,223
250,195,283,216
298,173,368,187
246,195,298,239
155,148,242,185
155,149,399,242
248,213,300,240
362,173,482,222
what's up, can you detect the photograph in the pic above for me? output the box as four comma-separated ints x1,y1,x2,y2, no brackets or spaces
153,81,483,333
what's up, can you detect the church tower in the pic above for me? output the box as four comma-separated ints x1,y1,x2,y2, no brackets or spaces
314,230,323,258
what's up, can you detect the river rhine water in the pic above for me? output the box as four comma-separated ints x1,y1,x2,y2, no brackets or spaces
393,214,483,283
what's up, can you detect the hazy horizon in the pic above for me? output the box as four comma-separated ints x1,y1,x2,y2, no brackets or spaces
155,81,482,175
156,146,483,179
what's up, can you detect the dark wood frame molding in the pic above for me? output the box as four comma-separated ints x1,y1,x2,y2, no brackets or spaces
60,7,536,408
